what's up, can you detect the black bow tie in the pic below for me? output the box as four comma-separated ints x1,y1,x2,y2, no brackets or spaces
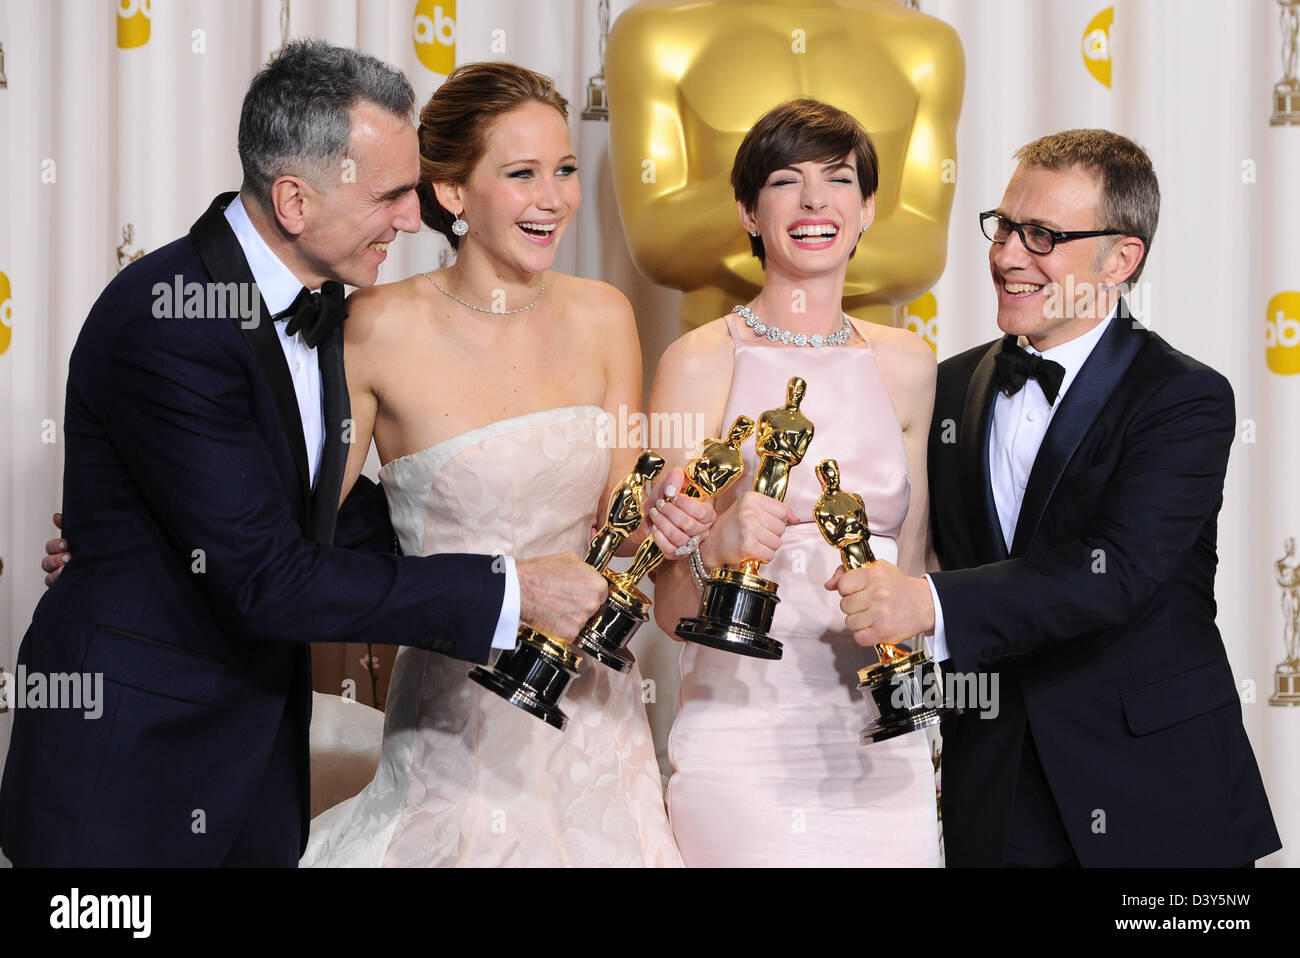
275,282,347,349
994,337,1066,405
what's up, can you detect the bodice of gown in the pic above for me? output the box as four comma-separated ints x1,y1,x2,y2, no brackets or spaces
379,405,609,562
308,404,681,868
713,314,912,638
665,318,938,868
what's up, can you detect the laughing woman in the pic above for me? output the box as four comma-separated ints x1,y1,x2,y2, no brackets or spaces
301,64,706,868
646,99,941,867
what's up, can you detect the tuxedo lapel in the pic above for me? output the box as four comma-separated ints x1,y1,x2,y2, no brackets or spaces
189,193,312,503
309,326,350,544
961,341,1009,563
1009,302,1146,557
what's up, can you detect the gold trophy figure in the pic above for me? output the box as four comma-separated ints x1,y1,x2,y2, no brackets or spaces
812,458,949,743
579,418,756,671
469,451,666,729
606,0,964,332
676,377,813,659
1272,0,1300,125
1272,537,1300,705
585,450,667,572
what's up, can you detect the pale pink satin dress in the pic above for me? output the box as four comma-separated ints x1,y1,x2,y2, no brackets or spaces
666,316,940,867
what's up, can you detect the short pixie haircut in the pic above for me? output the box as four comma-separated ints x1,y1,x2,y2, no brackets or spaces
730,98,879,268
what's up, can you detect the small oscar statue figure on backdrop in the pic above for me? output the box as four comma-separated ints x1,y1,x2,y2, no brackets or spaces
581,0,611,121
676,377,813,659
469,450,666,729
579,417,756,671
813,458,950,743
1272,537,1300,705
1273,0,1300,125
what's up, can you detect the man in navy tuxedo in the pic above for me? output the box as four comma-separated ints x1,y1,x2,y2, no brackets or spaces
832,130,1280,866
0,40,604,867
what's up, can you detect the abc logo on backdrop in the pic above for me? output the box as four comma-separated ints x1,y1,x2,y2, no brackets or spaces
0,270,13,357
117,0,151,49
1082,7,1112,89
414,0,456,75
902,292,938,353
1266,291,1300,376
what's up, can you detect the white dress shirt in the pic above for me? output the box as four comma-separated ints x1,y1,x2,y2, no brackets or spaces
926,307,1117,662
224,195,326,488
221,195,520,649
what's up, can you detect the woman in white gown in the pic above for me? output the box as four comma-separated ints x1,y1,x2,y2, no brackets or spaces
302,63,706,867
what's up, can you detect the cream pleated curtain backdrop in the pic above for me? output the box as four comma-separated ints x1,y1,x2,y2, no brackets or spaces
0,0,1293,867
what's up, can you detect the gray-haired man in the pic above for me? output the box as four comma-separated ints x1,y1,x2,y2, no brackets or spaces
1,40,603,867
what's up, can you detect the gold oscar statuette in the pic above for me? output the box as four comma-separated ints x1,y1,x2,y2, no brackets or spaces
1273,0,1300,125
812,458,950,743
676,377,813,659
1272,537,1300,705
606,0,963,333
578,419,756,671
581,0,611,121
468,450,667,729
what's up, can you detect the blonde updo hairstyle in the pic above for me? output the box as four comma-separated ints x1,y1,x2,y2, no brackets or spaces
416,62,570,250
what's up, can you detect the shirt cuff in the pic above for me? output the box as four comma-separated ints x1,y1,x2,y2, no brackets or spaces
923,574,950,662
490,555,521,651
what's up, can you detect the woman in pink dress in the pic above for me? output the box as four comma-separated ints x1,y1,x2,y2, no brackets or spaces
646,99,941,866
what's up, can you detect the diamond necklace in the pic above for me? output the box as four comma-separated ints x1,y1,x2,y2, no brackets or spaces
423,272,546,314
733,303,855,347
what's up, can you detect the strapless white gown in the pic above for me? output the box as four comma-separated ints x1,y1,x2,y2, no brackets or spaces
302,405,682,867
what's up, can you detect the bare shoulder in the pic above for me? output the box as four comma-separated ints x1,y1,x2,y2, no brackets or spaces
867,323,937,384
344,274,429,348
863,323,936,430
650,317,735,438
657,315,733,378
549,271,634,333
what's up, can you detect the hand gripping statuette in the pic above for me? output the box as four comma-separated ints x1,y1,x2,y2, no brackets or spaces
812,458,951,743
676,377,813,659
578,420,756,671
468,450,666,729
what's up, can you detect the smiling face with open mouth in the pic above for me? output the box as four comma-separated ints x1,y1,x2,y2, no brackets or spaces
741,156,873,279
451,100,580,278
989,163,1126,351
295,101,423,290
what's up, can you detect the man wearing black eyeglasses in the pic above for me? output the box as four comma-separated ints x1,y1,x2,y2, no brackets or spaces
830,129,1279,867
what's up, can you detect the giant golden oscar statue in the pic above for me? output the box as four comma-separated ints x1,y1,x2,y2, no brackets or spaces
606,0,964,333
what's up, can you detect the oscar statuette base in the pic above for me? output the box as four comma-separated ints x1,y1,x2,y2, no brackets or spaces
468,626,582,731
1270,662,1300,706
857,649,950,744
575,576,649,673
675,568,783,660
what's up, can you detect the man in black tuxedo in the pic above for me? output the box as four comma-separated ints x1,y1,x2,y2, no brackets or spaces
0,40,604,867
832,130,1280,866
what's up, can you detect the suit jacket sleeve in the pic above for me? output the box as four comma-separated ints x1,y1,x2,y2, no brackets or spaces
930,366,1235,673
96,312,501,660
334,476,397,555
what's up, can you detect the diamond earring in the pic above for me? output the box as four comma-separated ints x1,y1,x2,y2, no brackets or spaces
452,213,469,237
748,229,759,238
